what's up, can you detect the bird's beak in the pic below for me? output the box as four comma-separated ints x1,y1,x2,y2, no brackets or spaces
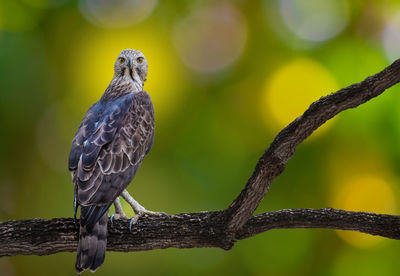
126,58,135,81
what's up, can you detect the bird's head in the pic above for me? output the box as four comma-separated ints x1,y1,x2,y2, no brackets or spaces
114,49,148,86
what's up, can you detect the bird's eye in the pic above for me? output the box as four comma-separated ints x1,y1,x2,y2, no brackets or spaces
118,57,126,64
137,57,144,64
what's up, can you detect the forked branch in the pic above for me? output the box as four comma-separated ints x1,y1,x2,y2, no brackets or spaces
2,59,400,257
225,58,400,233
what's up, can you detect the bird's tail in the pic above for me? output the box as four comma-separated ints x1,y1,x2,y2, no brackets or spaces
75,207,108,274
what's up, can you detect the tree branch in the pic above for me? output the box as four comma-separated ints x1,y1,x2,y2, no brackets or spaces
236,208,400,240
2,59,400,257
1,208,400,257
225,58,400,233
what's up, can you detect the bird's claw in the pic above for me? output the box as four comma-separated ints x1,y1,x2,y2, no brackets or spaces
110,213,128,226
129,216,139,232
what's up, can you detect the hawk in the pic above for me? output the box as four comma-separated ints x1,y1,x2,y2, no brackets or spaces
69,49,162,273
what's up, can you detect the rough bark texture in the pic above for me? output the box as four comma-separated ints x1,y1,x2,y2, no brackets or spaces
225,58,400,233
2,59,400,258
2,208,400,257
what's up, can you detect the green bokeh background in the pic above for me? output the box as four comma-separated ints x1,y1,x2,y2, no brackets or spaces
2,0,400,275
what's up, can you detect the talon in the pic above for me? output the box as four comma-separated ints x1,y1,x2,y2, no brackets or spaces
110,214,115,226
129,217,136,232
129,218,133,232
129,212,144,232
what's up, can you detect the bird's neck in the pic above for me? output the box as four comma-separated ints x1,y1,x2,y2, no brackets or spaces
101,76,143,102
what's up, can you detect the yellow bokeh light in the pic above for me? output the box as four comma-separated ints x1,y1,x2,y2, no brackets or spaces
332,175,397,248
262,58,338,137
328,147,398,248
67,26,187,121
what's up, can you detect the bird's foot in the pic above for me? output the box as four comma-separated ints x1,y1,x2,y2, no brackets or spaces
110,197,129,226
129,207,167,232
120,189,167,232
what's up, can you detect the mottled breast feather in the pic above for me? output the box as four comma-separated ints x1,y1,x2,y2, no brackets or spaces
68,91,155,227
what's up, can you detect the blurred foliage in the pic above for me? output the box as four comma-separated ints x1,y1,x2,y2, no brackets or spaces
1,0,400,275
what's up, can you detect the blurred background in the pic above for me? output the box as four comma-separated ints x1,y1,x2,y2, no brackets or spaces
1,0,400,275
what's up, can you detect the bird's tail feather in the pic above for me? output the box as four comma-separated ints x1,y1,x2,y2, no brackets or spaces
75,208,108,274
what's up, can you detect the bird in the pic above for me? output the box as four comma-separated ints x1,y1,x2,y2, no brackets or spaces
68,49,163,273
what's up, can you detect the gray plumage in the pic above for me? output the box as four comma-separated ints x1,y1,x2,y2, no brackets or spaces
69,49,154,273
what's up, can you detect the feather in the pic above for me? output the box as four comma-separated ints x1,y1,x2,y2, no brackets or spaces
75,208,109,273
77,158,94,182
78,167,102,192
121,154,130,171
112,154,123,173
70,91,155,273
99,153,112,173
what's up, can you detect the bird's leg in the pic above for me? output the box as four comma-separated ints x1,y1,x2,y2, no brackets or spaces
114,197,129,218
120,189,166,231
110,197,129,225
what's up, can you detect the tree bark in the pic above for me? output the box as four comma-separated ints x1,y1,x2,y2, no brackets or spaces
1,208,400,257
2,59,400,257
225,58,400,234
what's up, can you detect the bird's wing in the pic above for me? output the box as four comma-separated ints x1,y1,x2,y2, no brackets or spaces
69,92,155,227
68,102,101,173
